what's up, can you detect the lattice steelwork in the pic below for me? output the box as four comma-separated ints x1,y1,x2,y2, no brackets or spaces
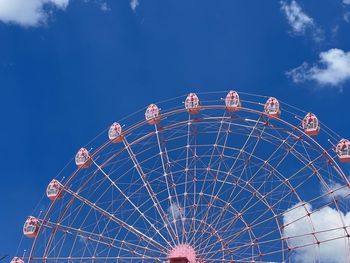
14,91,350,263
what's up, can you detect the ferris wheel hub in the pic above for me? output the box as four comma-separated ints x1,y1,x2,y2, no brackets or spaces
168,244,196,263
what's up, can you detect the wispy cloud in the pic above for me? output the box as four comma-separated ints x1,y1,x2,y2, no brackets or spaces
167,203,183,222
280,1,313,34
287,48,350,87
322,181,350,200
130,0,139,12
344,12,350,23
283,202,350,263
100,2,110,12
0,0,69,27
280,1,323,42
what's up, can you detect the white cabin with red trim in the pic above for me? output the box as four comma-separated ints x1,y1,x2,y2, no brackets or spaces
10,257,24,263
75,148,91,168
185,93,200,114
336,139,350,163
302,112,320,136
46,179,64,201
264,97,281,118
225,90,241,112
23,216,40,238
108,122,123,143
145,104,160,125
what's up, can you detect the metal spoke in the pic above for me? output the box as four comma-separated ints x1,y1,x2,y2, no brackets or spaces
63,185,166,251
91,158,172,247
122,137,177,247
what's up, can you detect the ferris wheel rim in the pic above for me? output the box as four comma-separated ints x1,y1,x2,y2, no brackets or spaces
20,91,350,263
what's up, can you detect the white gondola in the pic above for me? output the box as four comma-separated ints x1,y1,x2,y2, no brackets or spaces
145,104,161,125
10,257,24,263
23,216,40,238
336,139,350,163
225,90,241,112
46,179,64,201
108,122,123,143
302,112,320,136
185,93,200,114
75,148,91,168
264,97,281,118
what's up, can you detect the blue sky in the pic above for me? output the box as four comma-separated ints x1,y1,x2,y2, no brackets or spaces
1,0,350,260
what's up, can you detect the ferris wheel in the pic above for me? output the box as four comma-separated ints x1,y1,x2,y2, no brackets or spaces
13,91,350,263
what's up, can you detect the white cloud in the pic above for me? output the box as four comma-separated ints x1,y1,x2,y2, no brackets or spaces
283,202,350,263
130,0,139,12
0,0,69,27
322,181,350,200
287,48,350,87
343,0,350,4
167,203,183,222
100,2,110,12
344,12,350,23
280,1,323,41
280,1,314,34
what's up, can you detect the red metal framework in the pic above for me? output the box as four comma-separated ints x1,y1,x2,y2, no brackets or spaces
15,91,350,263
